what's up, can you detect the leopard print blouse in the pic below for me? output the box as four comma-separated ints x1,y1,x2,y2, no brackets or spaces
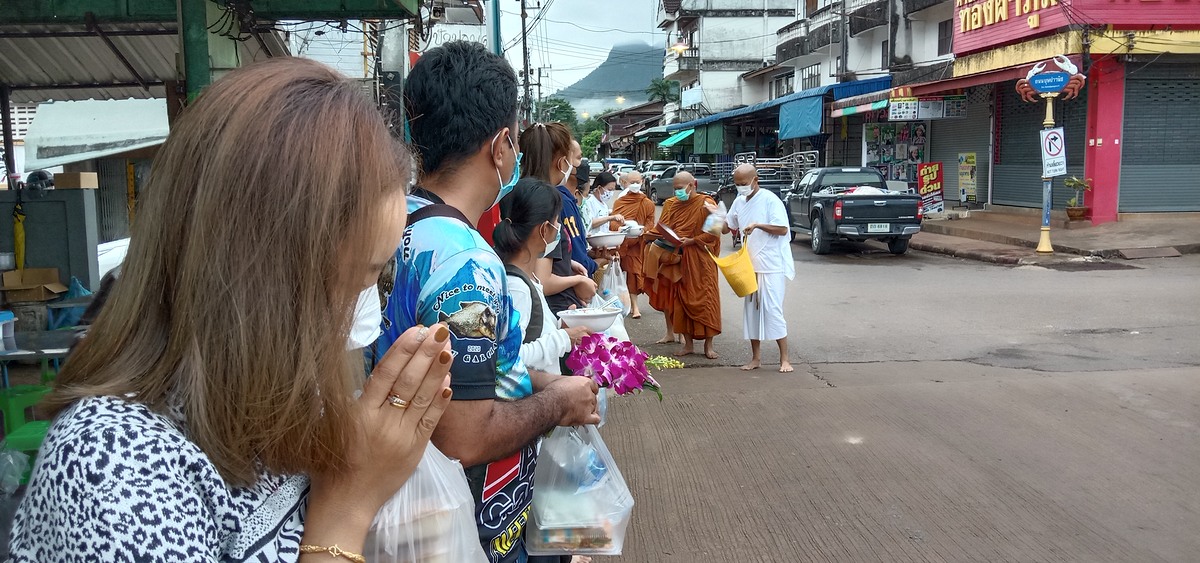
8,396,309,562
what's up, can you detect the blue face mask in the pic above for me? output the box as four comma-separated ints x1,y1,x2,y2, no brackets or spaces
492,131,522,207
674,188,690,202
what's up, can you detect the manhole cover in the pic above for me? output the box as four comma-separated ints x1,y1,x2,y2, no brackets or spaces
1041,261,1140,272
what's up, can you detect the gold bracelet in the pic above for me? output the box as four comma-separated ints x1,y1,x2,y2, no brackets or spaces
298,544,366,563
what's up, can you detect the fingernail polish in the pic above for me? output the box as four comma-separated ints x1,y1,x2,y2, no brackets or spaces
438,350,453,364
434,325,450,343
441,388,453,399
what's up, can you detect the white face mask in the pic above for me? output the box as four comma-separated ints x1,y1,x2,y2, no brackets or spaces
627,183,642,193
736,184,753,197
559,161,575,187
346,285,383,350
542,223,562,258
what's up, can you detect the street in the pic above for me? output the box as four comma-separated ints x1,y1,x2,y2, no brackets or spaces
604,239,1200,562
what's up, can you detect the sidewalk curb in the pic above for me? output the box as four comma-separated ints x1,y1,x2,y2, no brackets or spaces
908,240,1029,265
921,222,1100,256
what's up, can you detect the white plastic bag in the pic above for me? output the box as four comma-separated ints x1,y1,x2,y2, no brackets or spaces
703,201,728,236
598,258,630,315
526,425,634,556
365,443,487,563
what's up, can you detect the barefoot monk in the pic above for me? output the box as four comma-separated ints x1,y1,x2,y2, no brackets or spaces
644,171,722,359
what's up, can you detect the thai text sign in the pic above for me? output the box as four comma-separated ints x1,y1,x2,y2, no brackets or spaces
918,162,945,214
953,0,1068,55
1040,127,1067,178
958,153,977,203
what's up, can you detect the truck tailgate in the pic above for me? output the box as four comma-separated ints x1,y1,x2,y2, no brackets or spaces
840,195,921,221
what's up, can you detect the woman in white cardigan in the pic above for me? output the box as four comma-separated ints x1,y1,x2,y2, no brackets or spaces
494,178,591,373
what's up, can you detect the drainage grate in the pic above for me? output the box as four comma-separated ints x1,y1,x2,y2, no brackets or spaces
1041,261,1140,272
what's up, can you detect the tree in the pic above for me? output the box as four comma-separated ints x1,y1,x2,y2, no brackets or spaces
645,78,680,104
572,109,612,142
580,130,604,160
537,97,578,126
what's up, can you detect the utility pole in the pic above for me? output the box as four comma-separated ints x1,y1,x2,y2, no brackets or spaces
839,1,849,81
520,0,533,125
534,67,549,121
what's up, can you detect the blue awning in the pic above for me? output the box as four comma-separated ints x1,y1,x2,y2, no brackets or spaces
665,76,893,133
779,96,824,140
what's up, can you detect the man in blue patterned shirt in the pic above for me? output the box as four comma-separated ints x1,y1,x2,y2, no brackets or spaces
375,41,599,563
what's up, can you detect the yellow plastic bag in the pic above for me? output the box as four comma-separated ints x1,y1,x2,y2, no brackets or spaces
708,243,758,297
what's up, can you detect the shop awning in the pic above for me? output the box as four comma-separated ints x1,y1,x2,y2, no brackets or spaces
665,76,892,133
830,89,891,117
658,129,695,148
635,125,669,140
24,98,169,169
896,55,1083,97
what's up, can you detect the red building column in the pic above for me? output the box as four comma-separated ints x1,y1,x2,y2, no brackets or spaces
1083,58,1125,225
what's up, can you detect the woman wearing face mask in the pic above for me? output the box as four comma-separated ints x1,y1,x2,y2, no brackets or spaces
580,172,625,233
610,171,654,319
519,123,599,315
8,58,452,562
493,178,592,374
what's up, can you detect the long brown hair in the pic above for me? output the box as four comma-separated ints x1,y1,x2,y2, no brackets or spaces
519,122,574,184
45,58,410,486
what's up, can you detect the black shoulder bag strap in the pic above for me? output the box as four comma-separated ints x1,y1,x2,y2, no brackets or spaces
503,264,544,344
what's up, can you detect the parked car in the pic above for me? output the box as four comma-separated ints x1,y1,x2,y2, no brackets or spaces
649,164,719,205
603,158,633,172
588,161,605,178
642,160,679,183
784,167,923,255
614,164,637,176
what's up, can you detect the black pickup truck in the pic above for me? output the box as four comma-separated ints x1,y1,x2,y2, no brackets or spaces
784,167,923,255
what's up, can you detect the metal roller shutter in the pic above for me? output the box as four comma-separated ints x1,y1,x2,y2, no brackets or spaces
96,158,131,243
1119,62,1200,212
929,85,993,205
993,80,1086,208
828,114,864,167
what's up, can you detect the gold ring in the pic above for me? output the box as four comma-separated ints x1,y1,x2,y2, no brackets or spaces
387,395,409,409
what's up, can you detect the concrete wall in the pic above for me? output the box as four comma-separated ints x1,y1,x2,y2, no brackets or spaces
701,15,796,62
699,70,746,111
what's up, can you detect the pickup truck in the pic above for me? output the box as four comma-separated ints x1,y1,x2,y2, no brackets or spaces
784,167,923,255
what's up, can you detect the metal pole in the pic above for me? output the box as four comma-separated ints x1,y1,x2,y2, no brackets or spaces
519,0,533,125
1,85,17,187
1036,92,1058,254
489,0,503,56
179,0,211,103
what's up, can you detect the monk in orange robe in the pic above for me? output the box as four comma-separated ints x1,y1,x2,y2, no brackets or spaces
644,171,722,358
610,171,655,319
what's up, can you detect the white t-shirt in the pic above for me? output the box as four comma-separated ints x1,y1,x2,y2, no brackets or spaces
726,189,796,280
507,272,571,375
580,195,612,233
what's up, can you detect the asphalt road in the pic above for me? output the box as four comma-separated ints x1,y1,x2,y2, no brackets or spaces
602,237,1200,562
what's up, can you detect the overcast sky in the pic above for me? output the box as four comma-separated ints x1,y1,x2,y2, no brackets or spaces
496,0,665,96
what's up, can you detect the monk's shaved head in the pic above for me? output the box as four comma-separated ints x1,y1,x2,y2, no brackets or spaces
673,170,696,194
622,170,643,185
733,164,758,185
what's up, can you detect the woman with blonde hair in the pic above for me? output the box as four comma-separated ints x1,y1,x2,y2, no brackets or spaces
9,58,452,562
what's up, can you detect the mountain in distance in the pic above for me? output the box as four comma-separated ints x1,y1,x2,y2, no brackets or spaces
554,42,664,116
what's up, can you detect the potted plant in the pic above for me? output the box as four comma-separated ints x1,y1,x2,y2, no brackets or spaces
1063,176,1093,220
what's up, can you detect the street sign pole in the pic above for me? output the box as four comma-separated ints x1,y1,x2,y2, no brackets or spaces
1036,92,1059,254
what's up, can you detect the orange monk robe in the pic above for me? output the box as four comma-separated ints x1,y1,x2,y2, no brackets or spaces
644,193,721,340
610,191,656,294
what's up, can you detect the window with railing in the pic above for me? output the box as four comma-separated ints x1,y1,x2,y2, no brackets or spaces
800,63,821,90
937,20,953,56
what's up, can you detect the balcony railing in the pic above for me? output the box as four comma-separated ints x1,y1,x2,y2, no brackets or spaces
664,47,701,80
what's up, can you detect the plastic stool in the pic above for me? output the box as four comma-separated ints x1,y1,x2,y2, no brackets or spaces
5,420,49,484
0,385,51,437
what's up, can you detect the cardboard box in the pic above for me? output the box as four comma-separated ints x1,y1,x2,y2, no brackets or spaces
53,172,98,189
2,268,68,302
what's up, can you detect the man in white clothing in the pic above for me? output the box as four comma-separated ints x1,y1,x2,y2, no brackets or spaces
720,164,796,372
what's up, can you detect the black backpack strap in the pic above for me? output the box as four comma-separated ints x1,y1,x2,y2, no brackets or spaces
504,264,543,344
407,202,474,228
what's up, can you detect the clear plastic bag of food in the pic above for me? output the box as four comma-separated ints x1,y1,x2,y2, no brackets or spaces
702,201,728,236
365,443,487,563
0,448,28,496
599,259,631,315
526,425,634,556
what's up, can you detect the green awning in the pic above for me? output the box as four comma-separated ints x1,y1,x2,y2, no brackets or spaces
658,129,695,148
830,99,889,118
